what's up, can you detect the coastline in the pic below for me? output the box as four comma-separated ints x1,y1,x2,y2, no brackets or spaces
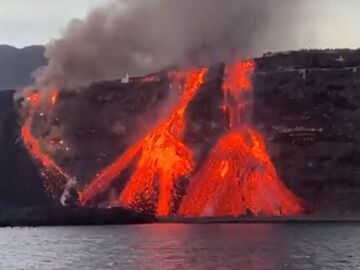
1,206,360,227
0,206,156,227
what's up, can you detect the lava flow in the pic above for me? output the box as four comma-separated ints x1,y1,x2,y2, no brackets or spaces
178,60,304,217
21,89,69,198
80,68,208,216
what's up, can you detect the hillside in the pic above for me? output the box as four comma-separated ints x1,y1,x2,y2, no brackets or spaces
1,49,360,217
0,45,46,89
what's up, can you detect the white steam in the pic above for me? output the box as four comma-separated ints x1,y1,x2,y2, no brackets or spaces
60,177,78,206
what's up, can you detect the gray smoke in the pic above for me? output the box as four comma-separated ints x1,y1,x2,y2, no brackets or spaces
35,0,301,89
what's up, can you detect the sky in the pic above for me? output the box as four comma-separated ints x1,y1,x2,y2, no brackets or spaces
0,0,360,50
299,0,360,49
0,0,109,47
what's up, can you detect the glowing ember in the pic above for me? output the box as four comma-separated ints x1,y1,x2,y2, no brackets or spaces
179,60,304,217
50,90,58,105
140,75,158,83
80,68,208,216
21,90,69,198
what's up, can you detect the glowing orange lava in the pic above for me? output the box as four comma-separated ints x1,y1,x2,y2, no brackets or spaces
76,59,303,217
178,60,304,217
178,129,304,217
21,89,69,198
221,60,255,128
80,68,208,216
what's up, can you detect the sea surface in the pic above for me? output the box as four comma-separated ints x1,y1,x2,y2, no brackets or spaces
0,223,359,270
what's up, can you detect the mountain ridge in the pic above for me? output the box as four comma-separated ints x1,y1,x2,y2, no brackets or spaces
0,45,47,90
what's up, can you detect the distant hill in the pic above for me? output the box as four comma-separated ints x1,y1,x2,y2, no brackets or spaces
0,45,47,90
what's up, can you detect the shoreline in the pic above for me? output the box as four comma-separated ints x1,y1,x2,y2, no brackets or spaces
0,206,156,227
1,206,360,227
159,216,360,224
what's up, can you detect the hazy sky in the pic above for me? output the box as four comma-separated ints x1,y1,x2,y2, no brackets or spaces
0,0,108,47
0,0,360,50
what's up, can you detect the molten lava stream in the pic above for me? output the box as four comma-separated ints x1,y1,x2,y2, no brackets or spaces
80,68,208,217
21,90,69,198
178,60,304,217
178,129,304,217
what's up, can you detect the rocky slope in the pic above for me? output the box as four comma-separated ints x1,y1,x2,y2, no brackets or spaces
1,49,360,216
254,49,360,215
0,90,47,207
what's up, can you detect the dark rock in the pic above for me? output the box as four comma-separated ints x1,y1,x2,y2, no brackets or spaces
2,49,360,216
253,50,360,215
0,206,156,227
0,90,47,207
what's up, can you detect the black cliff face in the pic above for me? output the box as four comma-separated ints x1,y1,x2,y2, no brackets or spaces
1,49,360,215
0,90,47,207
253,50,360,215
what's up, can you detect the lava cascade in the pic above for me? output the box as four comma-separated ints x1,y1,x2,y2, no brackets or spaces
21,90,69,197
178,60,304,217
80,68,208,216
23,61,303,217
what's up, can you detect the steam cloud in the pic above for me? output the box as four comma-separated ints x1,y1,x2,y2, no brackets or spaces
60,178,78,206
35,0,301,89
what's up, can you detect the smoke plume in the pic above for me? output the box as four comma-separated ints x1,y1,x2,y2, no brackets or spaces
35,0,301,89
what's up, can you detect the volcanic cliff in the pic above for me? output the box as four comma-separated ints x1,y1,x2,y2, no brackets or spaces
1,49,360,216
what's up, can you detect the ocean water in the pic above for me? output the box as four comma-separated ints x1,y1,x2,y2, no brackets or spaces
0,224,359,270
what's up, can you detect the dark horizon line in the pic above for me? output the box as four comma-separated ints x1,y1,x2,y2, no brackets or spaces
0,44,45,50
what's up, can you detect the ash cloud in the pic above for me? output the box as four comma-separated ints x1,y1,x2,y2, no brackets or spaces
35,0,301,89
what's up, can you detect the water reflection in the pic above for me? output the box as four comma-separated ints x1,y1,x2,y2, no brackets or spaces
124,224,276,270
1,224,360,270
